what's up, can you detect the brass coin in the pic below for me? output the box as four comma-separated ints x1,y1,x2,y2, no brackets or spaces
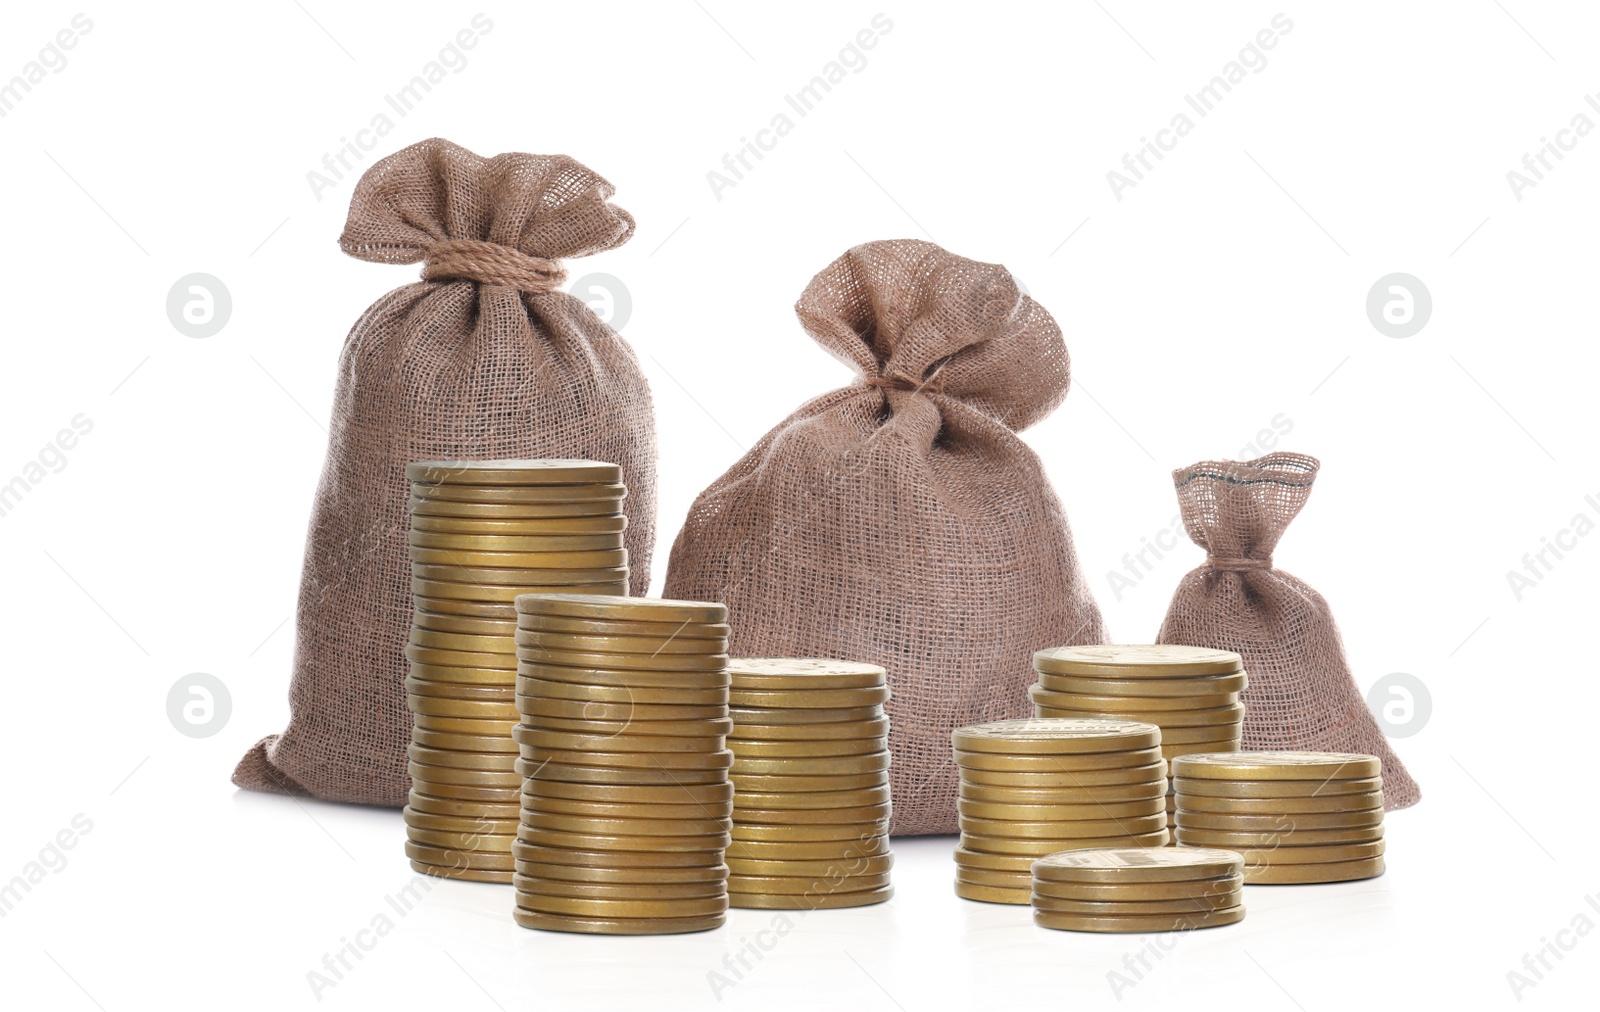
953,879,1032,905
729,704,884,725
725,854,892,877
514,727,726,754
1035,671,1248,698
404,835,514,860
511,840,725,869
1244,856,1386,884
953,747,1164,773
519,759,728,786
731,751,892,776
517,648,728,673
728,686,892,709
732,821,888,843
520,696,729,723
518,746,734,772
1033,645,1243,677
512,874,725,900
407,744,517,772
407,791,521,820
1033,874,1244,901
1178,791,1386,815
1176,808,1384,832
959,780,1167,805
961,829,1170,856
531,715,734,738
724,837,890,861
952,718,1162,755
409,630,516,654
1032,892,1239,916
410,729,516,753
958,813,1170,840
414,578,627,603
413,611,517,636
1032,906,1245,933
515,631,729,656
410,513,628,535
406,648,519,673
412,595,520,618
411,543,624,565
1161,741,1244,760
1028,688,1239,712
1033,700,1246,729
518,827,730,854
403,809,520,834
511,908,726,935
410,481,626,504
952,847,1039,873
525,795,733,821
406,760,520,788
1171,752,1382,782
1158,723,1248,745
730,772,888,793
518,614,729,639
514,892,728,919
518,677,728,706
727,873,892,896
410,531,625,552
1237,839,1387,865
728,718,890,742
730,786,891,810
522,811,733,837
1172,775,1383,799
409,695,520,719
730,737,883,758
957,797,1166,821
516,593,727,624
725,658,887,690
405,778,520,803
406,459,623,486
412,564,631,586
958,761,1166,789
524,778,733,805
513,859,730,885
954,866,1034,890
409,495,624,518
517,664,730,689
728,886,892,910
410,860,512,884
1175,824,1385,847
404,677,513,701
733,803,891,826
411,713,515,736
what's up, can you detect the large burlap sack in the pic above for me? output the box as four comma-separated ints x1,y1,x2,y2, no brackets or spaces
663,239,1107,836
234,138,656,805
1156,452,1419,809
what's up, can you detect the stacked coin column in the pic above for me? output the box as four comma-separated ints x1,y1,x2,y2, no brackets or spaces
952,718,1170,904
403,460,630,884
724,659,894,909
512,594,734,935
1030,847,1246,933
1172,751,1386,884
1030,646,1246,843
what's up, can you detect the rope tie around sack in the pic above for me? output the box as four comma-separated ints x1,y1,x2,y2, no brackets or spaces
1207,556,1273,572
421,240,567,291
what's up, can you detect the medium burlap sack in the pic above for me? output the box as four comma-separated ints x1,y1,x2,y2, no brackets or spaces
234,138,656,805
1156,452,1419,809
663,239,1107,836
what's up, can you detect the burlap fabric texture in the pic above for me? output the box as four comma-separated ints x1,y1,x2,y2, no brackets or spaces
664,239,1107,836
1156,452,1419,810
234,138,656,804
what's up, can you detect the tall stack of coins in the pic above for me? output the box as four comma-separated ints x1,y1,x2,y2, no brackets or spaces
952,718,1169,904
1172,752,1386,884
1030,848,1246,932
512,593,733,934
1031,645,1246,842
725,659,894,909
403,460,630,884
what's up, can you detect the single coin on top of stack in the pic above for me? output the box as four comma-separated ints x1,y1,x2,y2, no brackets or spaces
403,460,630,885
1030,847,1245,932
725,659,893,910
952,718,1170,905
513,593,733,935
1031,645,1246,844
1172,751,1386,884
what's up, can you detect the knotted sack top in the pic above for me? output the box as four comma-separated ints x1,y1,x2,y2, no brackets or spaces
794,239,1071,431
1172,452,1320,570
337,137,635,290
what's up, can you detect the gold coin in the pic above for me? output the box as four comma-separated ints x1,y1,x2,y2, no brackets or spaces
1035,670,1248,698
1176,808,1384,832
728,686,892,709
952,718,1162,755
728,886,892,910
524,777,733,805
411,713,516,736
511,839,725,869
514,727,725,754
959,780,1167,805
1171,752,1382,782
959,813,1170,840
410,531,625,552
724,836,889,861
402,809,520,834
1033,874,1244,901
410,513,628,535
403,842,513,870
511,908,726,935
515,630,729,656
519,615,729,640
1028,688,1239,712
411,546,629,570
730,786,892,810
513,859,730,885
519,759,728,787
1033,699,1246,728
516,593,727,624
1158,723,1247,745
518,745,734,773
406,743,517,772
514,892,727,918
413,611,517,636
410,729,516,753
407,791,521,820
411,626,533,654
522,812,733,837
725,658,887,690
518,650,728,676
727,873,892,896
1245,855,1386,884
406,648,518,673
1161,741,1243,760
520,696,729,723
732,821,887,843
1032,906,1244,933
512,874,725,900
731,751,891,776
412,595,520,618
954,879,1032,905
409,496,623,519
958,761,1166,789
1178,791,1385,815
408,695,520,719
405,827,514,851
405,778,520,803
409,861,512,884
413,579,627,603
406,459,623,486
730,738,883,758
733,802,891,825
1237,839,1387,865
954,866,1034,889
518,663,729,689
956,797,1166,822
518,677,728,706
1033,644,1243,677
729,772,888,793
952,847,1038,873
411,480,626,504
526,795,733,821
404,677,513,701
1032,892,1240,916
412,563,632,586
961,829,1170,856
1175,824,1385,847
1172,775,1383,798
406,760,520,788
729,704,884,725
725,854,893,877
728,718,890,742
953,747,1164,773
531,715,734,738
518,827,730,854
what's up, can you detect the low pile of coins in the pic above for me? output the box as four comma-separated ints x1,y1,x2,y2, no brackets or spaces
1031,645,1246,842
512,593,733,934
403,460,630,884
952,718,1170,904
1031,847,1246,932
725,659,894,909
1172,751,1386,884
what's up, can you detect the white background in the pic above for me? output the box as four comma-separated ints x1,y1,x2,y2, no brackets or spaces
1,2,1597,1009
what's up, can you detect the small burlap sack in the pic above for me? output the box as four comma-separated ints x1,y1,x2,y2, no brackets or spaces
234,138,656,805
663,239,1107,836
1156,452,1419,810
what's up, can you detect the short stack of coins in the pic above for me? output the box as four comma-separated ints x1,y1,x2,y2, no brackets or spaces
1172,751,1386,884
1030,847,1246,932
403,460,630,884
952,718,1170,904
1031,645,1246,842
512,593,733,934
725,659,894,909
